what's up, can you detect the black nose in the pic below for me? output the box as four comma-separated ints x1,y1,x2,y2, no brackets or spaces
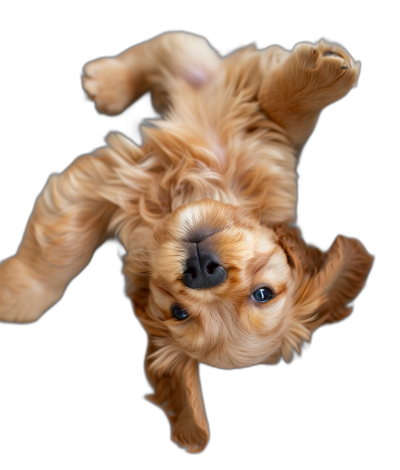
183,249,227,289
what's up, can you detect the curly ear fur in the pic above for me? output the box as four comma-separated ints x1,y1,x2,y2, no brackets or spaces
275,224,373,352
312,235,374,325
274,224,327,276
127,297,209,452
144,338,209,453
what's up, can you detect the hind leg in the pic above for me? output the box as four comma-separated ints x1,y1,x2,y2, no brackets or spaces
258,40,360,150
82,32,221,115
0,153,117,323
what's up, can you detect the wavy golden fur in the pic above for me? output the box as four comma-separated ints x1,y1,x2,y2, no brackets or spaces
0,33,373,452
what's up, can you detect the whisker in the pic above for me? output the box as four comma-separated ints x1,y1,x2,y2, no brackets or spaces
122,247,148,268
125,251,151,269
123,265,152,276
130,240,156,257
117,253,151,276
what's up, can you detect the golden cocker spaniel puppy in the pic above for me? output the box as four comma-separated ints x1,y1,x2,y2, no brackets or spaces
0,33,373,452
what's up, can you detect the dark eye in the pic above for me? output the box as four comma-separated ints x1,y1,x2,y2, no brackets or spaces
252,287,274,303
171,304,189,320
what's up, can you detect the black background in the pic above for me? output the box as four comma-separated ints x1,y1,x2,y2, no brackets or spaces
0,4,391,468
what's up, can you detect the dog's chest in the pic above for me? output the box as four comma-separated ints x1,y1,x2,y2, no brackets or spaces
208,129,226,166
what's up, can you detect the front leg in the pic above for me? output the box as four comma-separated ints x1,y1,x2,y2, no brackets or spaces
0,153,117,323
258,40,360,149
82,32,221,115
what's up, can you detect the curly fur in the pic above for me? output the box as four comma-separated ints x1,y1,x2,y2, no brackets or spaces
0,33,373,452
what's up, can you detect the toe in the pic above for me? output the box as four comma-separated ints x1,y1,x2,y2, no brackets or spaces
323,51,341,58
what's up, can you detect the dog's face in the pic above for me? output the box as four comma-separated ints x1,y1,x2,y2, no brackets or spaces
119,177,372,455
127,198,373,371
146,199,293,368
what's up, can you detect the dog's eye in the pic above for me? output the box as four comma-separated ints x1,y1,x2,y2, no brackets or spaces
252,287,274,303
171,304,188,320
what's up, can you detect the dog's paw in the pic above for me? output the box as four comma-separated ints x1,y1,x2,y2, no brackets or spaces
291,40,360,90
0,257,60,323
171,436,208,454
82,58,136,115
294,41,354,69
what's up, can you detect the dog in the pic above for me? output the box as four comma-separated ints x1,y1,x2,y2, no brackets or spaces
0,33,373,452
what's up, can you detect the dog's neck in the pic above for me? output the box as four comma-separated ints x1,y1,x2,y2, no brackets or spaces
168,79,298,226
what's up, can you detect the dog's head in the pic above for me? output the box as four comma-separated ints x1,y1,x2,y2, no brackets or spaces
127,199,373,370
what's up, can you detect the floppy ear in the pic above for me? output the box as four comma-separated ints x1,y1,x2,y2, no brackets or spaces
144,337,209,453
275,224,374,331
126,291,209,452
308,234,374,328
